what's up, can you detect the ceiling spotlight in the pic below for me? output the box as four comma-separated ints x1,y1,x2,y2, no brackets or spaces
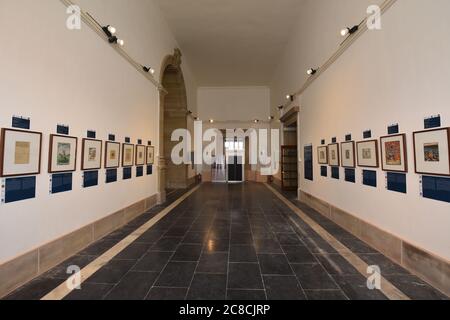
194,117,200,121
341,25,359,37
102,25,116,37
254,119,259,123
117,39,124,46
209,119,214,124
143,66,155,74
268,116,274,120
307,68,317,76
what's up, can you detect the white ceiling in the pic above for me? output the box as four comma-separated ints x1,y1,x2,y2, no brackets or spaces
154,0,304,86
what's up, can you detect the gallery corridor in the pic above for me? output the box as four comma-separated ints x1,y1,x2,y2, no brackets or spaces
4,183,446,301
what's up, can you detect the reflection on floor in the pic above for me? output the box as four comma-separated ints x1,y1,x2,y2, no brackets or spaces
4,183,448,300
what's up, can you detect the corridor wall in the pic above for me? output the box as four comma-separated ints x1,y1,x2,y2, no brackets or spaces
0,0,197,296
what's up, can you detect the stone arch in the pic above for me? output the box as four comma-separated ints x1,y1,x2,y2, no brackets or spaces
157,49,189,202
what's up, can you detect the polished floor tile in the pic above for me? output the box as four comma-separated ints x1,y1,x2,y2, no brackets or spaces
6,183,447,301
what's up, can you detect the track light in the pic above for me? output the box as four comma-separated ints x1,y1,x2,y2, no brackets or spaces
102,25,116,37
268,116,274,120
143,66,155,74
117,39,124,46
194,117,200,121
307,68,317,76
286,95,294,102
254,119,259,123
209,119,214,124
340,25,359,37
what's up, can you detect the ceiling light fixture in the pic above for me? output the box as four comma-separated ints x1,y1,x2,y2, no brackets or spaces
307,68,317,76
268,116,274,120
143,66,155,74
286,95,294,102
254,119,259,123
340,25,359,37
102,25,116,37
209,119,214,124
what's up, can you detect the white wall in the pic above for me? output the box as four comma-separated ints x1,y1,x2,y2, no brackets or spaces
198,87,270,122
272,0,450,259
0,0,197,263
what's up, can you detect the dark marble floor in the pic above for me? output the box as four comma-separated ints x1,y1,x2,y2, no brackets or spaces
4,183,448,300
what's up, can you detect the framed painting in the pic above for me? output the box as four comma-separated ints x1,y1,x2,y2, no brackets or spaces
105,142,120,169
136,145,146,166
340,141,356,168
122,143,135,167
357,140,379,168
328,143,340,167
0,128,42,177
81,138,102,171
380,134,408,172
317,146,328,165
413,128,450,176
146,146,155,165
49,134,78,173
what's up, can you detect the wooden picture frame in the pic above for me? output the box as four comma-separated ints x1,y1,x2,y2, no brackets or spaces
122,143,135,167
340,141,356,168
380,134,408,173
0,128,43,177
135,145,146,166
328,143,340,167
146,146,155,165
356,140,379,168
317,146,328,165
413,128,450,176
48,134,78,173
81,138,102,171
104,141,121,169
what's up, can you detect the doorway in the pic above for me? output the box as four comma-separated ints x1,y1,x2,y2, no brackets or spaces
158,49,189,200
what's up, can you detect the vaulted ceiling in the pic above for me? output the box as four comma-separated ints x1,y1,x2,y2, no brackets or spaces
154,0,304,86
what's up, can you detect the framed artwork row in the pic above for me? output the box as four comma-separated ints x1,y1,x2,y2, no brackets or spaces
315,127,450,176
0,128,156,177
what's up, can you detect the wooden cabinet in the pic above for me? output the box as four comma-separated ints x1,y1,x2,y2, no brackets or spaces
281,146,298,191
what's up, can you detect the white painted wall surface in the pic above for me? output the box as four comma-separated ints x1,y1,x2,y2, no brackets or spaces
198,87,270,122
273,0,450,259
0,0,197,263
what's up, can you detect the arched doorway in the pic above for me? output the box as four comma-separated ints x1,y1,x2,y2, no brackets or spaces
158,49,188,202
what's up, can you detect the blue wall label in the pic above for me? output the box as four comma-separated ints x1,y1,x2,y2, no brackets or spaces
388,124,399,135
87,131,96,139
345,169,356,183
424,116,441,129
136,166,144,177
345,134,352,142
123,167,132,180
422,176,450,203
147,165,153,175
57,125,69,135
4,177,36,204
125,137,131,143
83,171,98,188
331,167,340,180
387,172,407,194
304,145,313,181
321,166,327,177
12,117,30,130
106,169,117,183
51,173,72,194
363,170,377,187
108,134,116,142
363,130,372,139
